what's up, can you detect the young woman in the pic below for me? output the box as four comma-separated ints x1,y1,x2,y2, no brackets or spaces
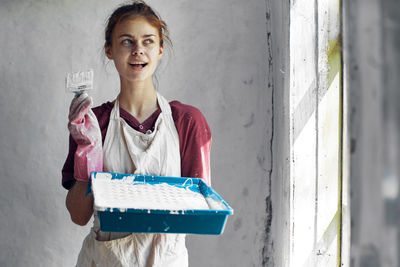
61,1,212,266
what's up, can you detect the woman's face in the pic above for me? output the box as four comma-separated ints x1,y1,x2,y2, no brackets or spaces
106,17,163,83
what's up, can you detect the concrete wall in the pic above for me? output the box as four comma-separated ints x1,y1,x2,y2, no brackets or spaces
267,0,291,266
345,0,400,266
287,1,343,266
0,0,273,266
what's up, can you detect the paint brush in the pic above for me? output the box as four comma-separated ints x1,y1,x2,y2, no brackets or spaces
65,69,94,96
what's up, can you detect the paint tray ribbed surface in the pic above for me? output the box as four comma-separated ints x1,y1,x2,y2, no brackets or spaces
89,172,233,235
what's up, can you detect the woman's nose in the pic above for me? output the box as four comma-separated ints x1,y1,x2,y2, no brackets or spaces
132,44,144,56
132,50,144,56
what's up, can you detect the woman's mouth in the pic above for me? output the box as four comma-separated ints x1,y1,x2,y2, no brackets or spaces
129,62,148,71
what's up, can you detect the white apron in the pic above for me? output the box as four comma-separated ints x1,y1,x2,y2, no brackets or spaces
76,93,188,267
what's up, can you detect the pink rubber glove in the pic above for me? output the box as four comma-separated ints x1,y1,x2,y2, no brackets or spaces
68,93,103,182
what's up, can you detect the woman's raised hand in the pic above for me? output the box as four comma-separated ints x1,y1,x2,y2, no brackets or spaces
68,93,103,182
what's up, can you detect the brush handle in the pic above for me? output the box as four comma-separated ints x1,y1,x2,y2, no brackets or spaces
74,90,85,97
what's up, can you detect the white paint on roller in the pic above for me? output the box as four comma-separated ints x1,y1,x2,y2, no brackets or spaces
92,176,225,212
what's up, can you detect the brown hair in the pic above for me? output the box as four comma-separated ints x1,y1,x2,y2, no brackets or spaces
105,0,171,49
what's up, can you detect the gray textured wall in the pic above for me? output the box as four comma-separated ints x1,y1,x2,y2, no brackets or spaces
345,0,400,266
0,0,272,266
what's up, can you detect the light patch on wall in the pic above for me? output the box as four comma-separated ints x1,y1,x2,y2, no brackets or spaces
382,172,399,200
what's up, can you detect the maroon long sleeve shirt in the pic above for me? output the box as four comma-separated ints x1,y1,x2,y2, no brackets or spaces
62,100,212,190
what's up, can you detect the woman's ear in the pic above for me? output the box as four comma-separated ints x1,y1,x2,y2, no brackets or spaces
105,44,113,60
158,44,164,60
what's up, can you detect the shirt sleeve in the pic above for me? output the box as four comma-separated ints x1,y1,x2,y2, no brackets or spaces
171,101,212,185
61,134,77,190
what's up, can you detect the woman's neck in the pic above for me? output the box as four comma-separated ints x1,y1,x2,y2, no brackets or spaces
118,78,159,123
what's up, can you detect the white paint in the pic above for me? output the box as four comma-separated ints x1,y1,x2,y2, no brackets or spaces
92,178,226,212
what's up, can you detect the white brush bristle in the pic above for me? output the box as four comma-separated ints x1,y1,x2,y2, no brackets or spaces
65,69,94,93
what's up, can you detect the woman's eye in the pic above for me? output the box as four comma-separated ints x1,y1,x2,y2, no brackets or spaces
144,39,153,45
121,39,133,46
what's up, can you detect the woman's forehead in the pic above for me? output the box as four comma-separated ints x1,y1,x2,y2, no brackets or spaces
114,17,159,38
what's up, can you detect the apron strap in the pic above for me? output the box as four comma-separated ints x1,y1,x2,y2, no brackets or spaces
156,93,172,116
110,98,120,120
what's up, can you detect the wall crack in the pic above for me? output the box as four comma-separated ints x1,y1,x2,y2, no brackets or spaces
262,0,275,265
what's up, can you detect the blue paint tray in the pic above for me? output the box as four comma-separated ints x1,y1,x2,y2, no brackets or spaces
88,172,233,235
